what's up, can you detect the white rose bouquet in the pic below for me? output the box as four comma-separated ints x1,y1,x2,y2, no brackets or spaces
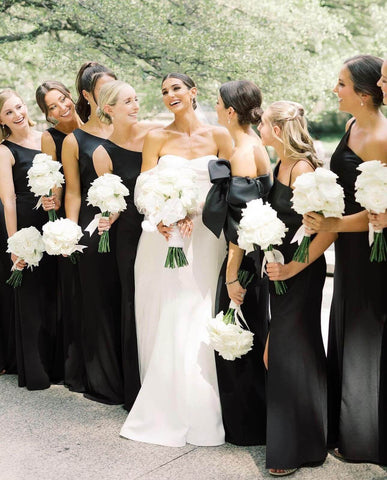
6,227,45,288
135,161,200,268
86,173,129,253
42,218,86,264
355,160,387,262
208,270,254,360
291,168,344,263
27,153,64,221
238,198,288,295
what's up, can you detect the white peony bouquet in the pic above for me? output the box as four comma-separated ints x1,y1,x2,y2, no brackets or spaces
208,270,254,360
135,160,200,268
355,160,387,262
6,227,45,288
27,153,65,221
86,173,129,253
42,218,86,264
238,198,288,295
291,168,344,263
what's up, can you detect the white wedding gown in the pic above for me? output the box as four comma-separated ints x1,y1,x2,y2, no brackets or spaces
120,155,226,447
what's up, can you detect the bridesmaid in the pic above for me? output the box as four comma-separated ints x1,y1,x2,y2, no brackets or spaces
62,62,124,404
303,54,387,465
258,101,334,476
92,80,161,411
203,80,271,445
35,80,85,391
0,89,58,389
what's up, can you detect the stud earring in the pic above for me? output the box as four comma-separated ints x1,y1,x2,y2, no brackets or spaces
361,101,364,106
227,118,230,124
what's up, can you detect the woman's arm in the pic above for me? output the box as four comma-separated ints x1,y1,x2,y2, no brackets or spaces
213,127,233,160
141,130,163,172
303,210,369,233
41,130,62,212
226,242,246,306
62,133,81,223
0,146,26,268
266,231,337,281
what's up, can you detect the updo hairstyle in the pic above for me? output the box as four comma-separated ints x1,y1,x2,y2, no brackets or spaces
162,73,197,110
97,80,131,125
35,81,72,123
344,54,383,107
220,80,263,125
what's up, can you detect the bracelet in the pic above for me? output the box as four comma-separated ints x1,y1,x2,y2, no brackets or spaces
225,278,238,286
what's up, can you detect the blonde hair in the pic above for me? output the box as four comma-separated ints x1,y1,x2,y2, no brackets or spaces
265,101,321,168
97,80,133,124
0,89,35,141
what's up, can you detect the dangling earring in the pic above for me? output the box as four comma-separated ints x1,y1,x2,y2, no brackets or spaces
360,101,364,107
227,118,230,124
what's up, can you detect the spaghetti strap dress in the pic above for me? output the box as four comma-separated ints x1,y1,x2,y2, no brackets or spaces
327,121,387,464
73,129,123,404
47,127,86,392
266,161,327,470
203,158,271,445
3,140,58,389
101,140,142,411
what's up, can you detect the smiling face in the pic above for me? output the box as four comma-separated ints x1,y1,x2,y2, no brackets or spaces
161,77,196,113
377,60,387,105
333,66,362,113
0,93,29,133
44,89,75,124
109,85,139,125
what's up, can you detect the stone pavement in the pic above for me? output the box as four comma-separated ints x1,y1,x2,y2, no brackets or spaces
1,272,386,480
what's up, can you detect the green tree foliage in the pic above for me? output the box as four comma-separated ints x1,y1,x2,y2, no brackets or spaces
0,0,385,122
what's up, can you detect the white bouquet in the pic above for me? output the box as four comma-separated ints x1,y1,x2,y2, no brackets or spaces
355,160,387,262
27,153,64,221
238,198,288,294
208,270,254,360
135,161,200,268
291,168,344,262
42,218,86,264
6,227,45,288
86,173,129,253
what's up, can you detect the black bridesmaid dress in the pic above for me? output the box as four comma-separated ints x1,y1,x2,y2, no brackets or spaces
203,159,271,445
0,200,16,374
3,140,58,389
73,129,123,404
266,161,327,470
101,140,142,411
327,121,387,464
47,127,86,392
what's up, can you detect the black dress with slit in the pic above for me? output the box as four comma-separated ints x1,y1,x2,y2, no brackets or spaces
73,129,123,404
102,140,143,411
266,161,327,469
47,127,86,392
327,122,387,464
3,140,58,389
203,159,271,445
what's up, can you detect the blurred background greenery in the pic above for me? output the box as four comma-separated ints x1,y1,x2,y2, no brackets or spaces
0,0,386,157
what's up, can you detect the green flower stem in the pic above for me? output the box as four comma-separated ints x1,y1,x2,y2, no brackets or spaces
6,269,23,288
370,231,387,262
223,307,235,324
293,235,311,263
69,251,80,264
46,190,57,222
164,247,188,268
98,211,110,253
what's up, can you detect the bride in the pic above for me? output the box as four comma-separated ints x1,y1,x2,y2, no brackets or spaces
120,73,232,447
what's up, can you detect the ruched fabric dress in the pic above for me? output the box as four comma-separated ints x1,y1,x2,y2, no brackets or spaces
202,159,271,445
101,140,142,411
327,121,387,464
73,129,123,404
47,127,86,392
266,161,327,469
3,140,58,389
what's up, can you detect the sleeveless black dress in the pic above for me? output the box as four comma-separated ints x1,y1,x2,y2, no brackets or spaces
46,127,86,392
203,159,271,445
3,140,58,389
102,140,143,411
266,162,327,469
327,122,387,464
72,129,123,404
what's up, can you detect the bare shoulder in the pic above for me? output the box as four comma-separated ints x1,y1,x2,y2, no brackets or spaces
62,132,76,147
0,143,14,164
291,159,315,178
210,125,230,141
41,131,56,157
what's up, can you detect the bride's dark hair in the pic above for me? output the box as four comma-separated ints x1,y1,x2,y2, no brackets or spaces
219,80,263,126
161,73,197,110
